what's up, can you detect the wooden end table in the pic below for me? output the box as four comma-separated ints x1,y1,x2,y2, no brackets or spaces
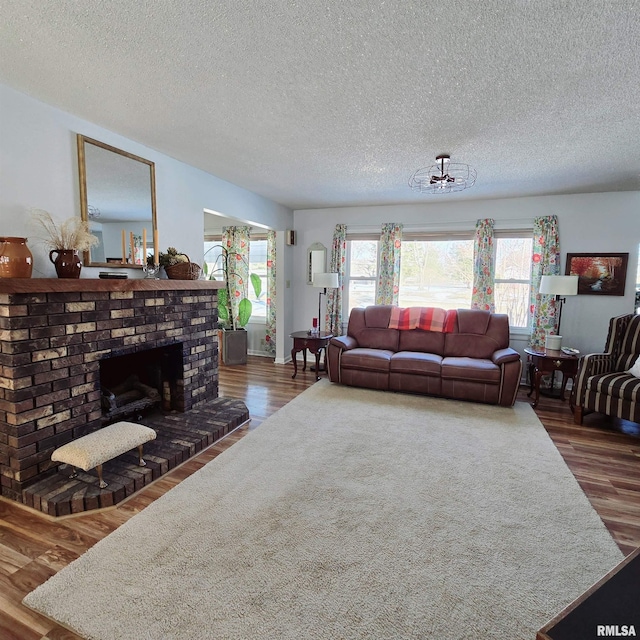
290,331,333,381
524,347,580,409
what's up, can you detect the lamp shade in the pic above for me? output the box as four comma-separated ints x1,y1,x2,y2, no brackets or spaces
539,275,578,296
313,272,339,289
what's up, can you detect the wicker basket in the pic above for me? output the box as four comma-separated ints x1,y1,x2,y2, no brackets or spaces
164,256,201,280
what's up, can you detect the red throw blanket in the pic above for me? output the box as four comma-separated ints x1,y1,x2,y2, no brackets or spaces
388,307,457,332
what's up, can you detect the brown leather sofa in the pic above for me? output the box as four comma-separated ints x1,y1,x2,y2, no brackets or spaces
326,305,522,407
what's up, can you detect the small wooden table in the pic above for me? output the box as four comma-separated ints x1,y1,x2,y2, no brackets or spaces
290,331,333,381
524,347,580,409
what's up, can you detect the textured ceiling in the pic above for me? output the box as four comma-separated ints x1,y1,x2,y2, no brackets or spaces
1,0,640,210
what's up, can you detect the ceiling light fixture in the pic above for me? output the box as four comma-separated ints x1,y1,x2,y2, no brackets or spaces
88,205,100,219
409,154,477,194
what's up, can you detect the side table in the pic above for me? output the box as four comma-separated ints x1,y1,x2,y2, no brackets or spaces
524,347,580,409
290,331,333,381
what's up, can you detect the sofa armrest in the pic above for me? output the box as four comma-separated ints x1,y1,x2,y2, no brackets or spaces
571,352,616,409
576,352,616,377
330,335,358,351
327,335,358,383
492,347,520,365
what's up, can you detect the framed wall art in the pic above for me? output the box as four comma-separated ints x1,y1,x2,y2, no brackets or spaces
565,252,629,296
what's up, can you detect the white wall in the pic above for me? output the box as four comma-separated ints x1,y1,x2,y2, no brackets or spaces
0,83,295,363
292,193,640,358
3,82,638,364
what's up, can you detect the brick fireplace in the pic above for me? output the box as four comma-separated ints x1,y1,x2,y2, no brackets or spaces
0,278,223,505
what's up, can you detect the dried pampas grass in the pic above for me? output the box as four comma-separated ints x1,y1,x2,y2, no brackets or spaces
30,209,99,252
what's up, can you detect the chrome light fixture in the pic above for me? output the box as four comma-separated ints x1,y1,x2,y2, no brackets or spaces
409,154,477,194
88,205,101,219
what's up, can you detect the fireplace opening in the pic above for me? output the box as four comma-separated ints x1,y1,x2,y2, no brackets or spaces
99,344,184,423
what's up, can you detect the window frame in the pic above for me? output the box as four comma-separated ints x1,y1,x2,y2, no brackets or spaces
398,231,475,312
344,227,534,332
493,230,534,332
345,234,380,315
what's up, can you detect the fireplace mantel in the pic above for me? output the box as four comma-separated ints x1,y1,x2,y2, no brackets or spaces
0,278,225,296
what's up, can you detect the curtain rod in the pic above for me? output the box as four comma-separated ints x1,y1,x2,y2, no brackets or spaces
344,218,533,230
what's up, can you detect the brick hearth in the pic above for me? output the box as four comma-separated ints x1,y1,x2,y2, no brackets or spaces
0,278,226,511
23,398,250,516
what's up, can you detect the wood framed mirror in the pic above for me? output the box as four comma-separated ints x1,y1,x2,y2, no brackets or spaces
77,134,157,268
307,242,327,284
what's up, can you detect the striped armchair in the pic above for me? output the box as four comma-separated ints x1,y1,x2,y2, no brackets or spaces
572,314,640,425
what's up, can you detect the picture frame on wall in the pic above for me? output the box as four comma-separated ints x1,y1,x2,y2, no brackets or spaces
565,253,629,296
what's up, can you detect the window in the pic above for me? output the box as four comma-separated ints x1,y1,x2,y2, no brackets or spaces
247,239,267,318
398,237,473,310
494,235,533,329
346,239,378,314
203,237,267,320
345,230,534,330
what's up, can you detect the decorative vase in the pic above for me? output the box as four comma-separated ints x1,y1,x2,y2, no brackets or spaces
49,249,82,279
0,237,33,278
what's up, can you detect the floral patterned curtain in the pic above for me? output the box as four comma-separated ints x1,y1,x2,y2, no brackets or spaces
529,215,561,349
325,224,347,336
471,218,495,312
264,230,276,355
222,225,250,329
375,223,402,305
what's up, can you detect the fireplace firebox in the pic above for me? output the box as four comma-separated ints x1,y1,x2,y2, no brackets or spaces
99,343,184,422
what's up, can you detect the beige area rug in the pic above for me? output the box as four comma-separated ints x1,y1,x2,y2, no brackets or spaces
24,381,622,639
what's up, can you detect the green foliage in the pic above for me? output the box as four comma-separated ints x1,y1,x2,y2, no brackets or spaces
156,247,189,269
237,298,253,327
217,288,230,324
204,244,259,331
250,272,262,299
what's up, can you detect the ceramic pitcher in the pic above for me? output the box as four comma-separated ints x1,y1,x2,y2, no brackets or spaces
49,249,82,278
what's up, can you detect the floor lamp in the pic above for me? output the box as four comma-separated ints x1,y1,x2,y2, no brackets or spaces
539,275,578,348
313,272,339,333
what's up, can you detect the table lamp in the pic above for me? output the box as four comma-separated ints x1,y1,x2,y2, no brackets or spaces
539,275,578,348
313,272,339,332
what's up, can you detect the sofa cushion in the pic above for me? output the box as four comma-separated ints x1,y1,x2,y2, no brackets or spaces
347,307,399,351
441,357,501,383
444,310,510,359
586,372,640,402
390,351,442,376
627,355,640,378
364,305,395,328
341,348,394,372
398,329,445,355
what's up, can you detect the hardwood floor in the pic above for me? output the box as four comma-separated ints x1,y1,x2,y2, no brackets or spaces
0,356,638,639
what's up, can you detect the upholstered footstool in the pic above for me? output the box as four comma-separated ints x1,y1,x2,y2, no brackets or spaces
51,422,157,488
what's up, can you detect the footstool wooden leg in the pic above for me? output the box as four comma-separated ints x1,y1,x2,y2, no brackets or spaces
137,444,146,466
96,464,108,489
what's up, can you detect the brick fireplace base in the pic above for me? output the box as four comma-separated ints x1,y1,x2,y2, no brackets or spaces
0,278,226,507
22,396,249,516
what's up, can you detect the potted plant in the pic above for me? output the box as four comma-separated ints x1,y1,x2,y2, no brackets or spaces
155,247,201,280
31,209,99,278
203,244,262,365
